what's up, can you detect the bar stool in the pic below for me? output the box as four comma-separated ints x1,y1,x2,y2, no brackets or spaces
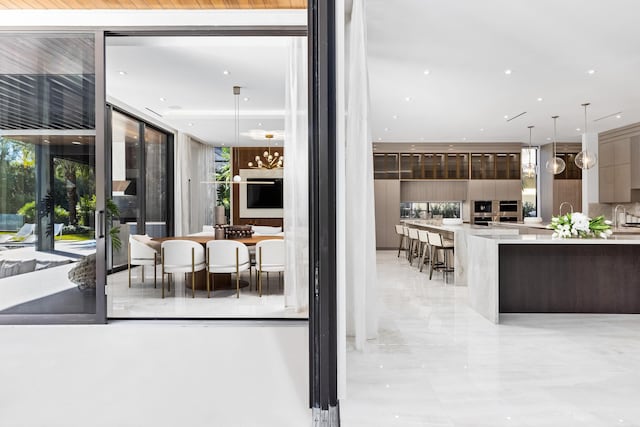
417,230,430,272
402,226,411,260
407,227,420,265
427,231,455,282
394,224,406,258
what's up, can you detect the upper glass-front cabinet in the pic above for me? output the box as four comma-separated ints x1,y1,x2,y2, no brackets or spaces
0,32,105,322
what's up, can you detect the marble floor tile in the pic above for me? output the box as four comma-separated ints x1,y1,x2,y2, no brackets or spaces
341,250,640,427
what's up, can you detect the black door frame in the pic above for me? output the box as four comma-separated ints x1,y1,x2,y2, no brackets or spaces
308,0,340,423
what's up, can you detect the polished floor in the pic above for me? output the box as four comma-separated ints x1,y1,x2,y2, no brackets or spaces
108,266,307,319
341,250,640,427
0,321,309,427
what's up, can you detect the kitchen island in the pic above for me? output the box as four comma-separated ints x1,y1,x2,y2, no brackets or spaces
402,220,518,285
468,234,640,323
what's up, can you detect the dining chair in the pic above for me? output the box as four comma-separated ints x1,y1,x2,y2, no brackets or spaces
205,240,250,299
255,239,285,297
128,234,159,288
161,240,206,299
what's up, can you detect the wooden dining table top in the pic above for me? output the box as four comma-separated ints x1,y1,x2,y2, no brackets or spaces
152,235,283,246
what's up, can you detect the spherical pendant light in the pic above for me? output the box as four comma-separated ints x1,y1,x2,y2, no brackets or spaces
575,102,598,170
545,115,565,175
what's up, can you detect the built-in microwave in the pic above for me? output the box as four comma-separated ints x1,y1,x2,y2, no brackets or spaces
499,200,518,212
474,201,492,213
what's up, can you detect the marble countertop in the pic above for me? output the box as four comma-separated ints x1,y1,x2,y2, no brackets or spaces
473,234,640,245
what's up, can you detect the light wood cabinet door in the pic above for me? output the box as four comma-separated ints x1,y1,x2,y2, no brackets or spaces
599,166,615,203
614,139,631,165
599,142,614,167
614,163,631,203
631,136,640,189
375,180,401,249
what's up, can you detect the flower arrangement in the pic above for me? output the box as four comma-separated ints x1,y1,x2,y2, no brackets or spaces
548,212,612,239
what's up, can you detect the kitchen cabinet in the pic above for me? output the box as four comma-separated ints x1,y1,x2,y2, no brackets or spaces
553,180,582,215
400,181,467,202
495,180,522,200
599,137,635,203
374,180,401,248
373,153,399,179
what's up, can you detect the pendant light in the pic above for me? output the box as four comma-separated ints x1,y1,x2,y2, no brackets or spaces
522,125,538,178
545,115,565,174
232,85,242,183
575,102,598,170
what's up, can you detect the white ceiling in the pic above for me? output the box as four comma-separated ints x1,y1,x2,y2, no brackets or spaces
106,36,291,146
366,0,640,145
105,2,640,148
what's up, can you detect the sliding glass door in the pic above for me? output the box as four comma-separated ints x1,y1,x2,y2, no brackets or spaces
107,106,173,273
0,31,106,323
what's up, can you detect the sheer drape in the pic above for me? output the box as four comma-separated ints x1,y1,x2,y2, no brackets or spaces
175,133,216,236
346,0,378,349
283,37,309,312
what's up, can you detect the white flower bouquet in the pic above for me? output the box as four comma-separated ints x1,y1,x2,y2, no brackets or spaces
548,212,612,239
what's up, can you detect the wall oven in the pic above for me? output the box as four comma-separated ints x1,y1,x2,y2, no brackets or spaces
474,201,493,214
499,200,519,212
473,216,493,226
499,216,518,223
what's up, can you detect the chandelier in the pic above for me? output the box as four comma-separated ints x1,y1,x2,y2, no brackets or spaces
248,133,284,169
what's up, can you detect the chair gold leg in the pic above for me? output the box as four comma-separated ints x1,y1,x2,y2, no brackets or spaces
236,247,240,299
206,249,210,298
191,247,195,298
161,247,165,299
128,242,131,288
154,253,157,288
259,247,263,297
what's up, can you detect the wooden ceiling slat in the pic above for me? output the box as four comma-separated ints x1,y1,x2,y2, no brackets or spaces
0,0,305,8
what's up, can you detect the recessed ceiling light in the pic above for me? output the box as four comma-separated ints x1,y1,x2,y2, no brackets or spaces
462,137,467,141
188,123,193,127
537,97,543,102
223,70,230,75
243,97,250,102
504,115,509,119
419,137,425,141
480,128,485,132
405,96,412,102
423,69,430,75
71,141,82,145
392,115,398,119
576,128,581,131
118,70,127,75
257,122,263,127
377,137,382,141
547,137,551,141
384,127,389,132
616,115,622,119
159,97,166,102
587,69,596,75
504,69,512,75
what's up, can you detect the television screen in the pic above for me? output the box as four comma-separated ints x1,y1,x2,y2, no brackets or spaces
246,178,283,209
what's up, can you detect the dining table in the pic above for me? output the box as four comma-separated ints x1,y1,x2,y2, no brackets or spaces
152,234,283,292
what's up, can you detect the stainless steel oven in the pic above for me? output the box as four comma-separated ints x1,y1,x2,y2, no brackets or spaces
499,216,518,222
499,200,518,212
473,216,493,226
474,201,493,214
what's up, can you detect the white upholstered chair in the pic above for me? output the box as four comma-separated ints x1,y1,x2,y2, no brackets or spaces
205,240,250,299
128,235,159,288
255,239,285,297
426,231,454,282
161,240,205,299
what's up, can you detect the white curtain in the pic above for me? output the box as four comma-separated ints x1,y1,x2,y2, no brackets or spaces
175,133,216,236
283,37,309,312
345,0,378,348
